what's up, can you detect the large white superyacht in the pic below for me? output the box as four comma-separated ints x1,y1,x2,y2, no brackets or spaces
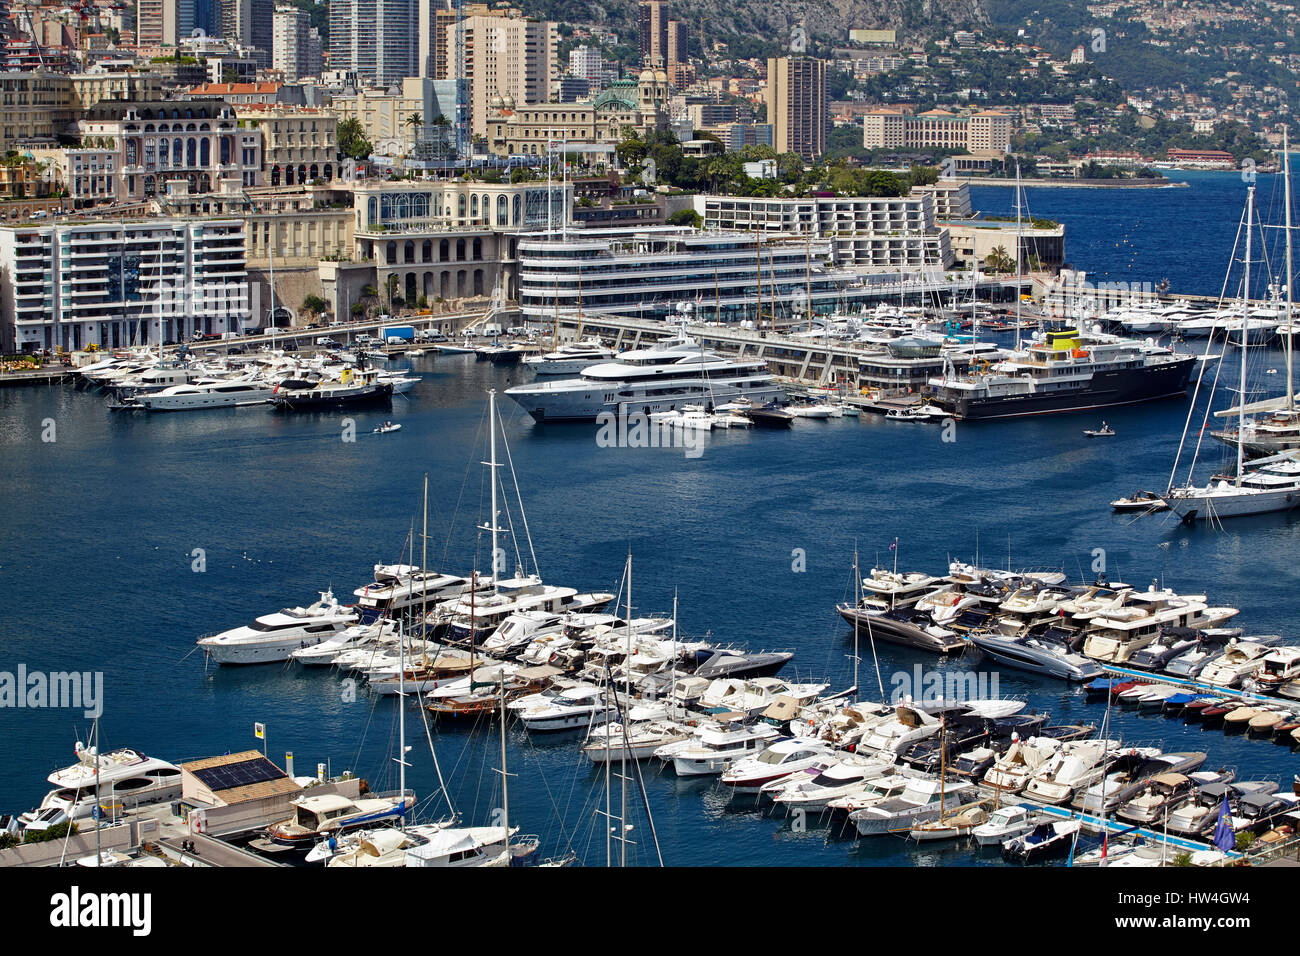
505,324,786,422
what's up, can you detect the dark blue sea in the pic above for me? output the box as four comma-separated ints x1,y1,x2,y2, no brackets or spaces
2,171,1297,866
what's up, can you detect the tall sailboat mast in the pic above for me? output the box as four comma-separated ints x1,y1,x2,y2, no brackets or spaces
1013,160,1023,351
1284,130,1294,417
1237,187,1254,486
487,389,501,592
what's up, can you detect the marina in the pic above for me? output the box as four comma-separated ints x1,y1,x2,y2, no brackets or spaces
5,170,1300,879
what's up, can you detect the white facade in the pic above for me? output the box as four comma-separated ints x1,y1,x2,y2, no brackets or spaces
569,44,603,82
696,194,954,270
0,220,250,353
272,6,323,82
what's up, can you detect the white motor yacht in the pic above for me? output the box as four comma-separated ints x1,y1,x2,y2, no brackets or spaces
667,723,781,776
719,738,836,791
506,326,787,422
1198,639,1275,688
769,758,893,811
290,619,400,666
197,590,358,664
20,745,182,831
849,776,976,836
971,804,1043,846
523,339,617,375
136,374,276,411
517,684,609,732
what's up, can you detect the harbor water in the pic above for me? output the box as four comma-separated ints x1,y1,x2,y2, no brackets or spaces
1,170,1297,866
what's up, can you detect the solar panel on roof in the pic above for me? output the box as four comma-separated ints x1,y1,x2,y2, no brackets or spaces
192,756,285,792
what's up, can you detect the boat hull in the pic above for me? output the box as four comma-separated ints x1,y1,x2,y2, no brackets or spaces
938,357,1196,421
837,605,966,654
506,383,788,424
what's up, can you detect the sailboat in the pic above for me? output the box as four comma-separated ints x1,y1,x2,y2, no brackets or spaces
908,715,991,840
1166,181,1300,520
433,389,615,644
1209,132,1300,458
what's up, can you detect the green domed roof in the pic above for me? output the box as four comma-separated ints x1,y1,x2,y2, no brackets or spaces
592,80,638,112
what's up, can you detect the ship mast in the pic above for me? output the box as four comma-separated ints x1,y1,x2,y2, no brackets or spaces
1284,129,1294,417
1238,186,1254,486
1013,160,1023,351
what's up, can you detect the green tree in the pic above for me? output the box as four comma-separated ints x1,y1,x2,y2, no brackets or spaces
301,294,328,316
338,117,373,161
668,208,702,229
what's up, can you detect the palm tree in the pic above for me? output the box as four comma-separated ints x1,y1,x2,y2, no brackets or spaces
985,245,1014,274
405,112,423,158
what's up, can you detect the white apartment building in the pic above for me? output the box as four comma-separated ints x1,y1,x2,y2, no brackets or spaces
696,193,954,270
272,5,323,82
0,219,250,353
569,44,603,83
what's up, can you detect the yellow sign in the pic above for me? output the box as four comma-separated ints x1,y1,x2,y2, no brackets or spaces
254,722,265,740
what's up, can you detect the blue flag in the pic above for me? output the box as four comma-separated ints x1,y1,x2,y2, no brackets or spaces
1212,794,1235,852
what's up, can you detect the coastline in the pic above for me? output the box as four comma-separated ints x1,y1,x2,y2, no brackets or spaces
960,177,1188,189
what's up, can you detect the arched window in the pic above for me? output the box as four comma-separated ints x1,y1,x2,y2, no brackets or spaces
421,239,432,262
455,238,466,260
457,194,466,219
386,241,397,264
186,139,197,167
512,195,521,224
159,139,169,166
173,138,182,164
404,240,415,263
439,238,449,261
472,237,482,261
496,194,508,226
368,196,378,222
470,194,478,218
200,138,210,167
219,137,230,165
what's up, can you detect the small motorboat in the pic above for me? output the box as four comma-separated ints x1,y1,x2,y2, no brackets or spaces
1111,490,1169,513
1247,709,1286,738
1271,718,1300,744
971,804,1042,847
373,421,402,434
1222,705,1260,734
788,402,835,419
1183,697,1226,722
404,349,422,358
1001,819,1082,863
1199,701,1238,729
1084,422,1116,438
743,403,795,429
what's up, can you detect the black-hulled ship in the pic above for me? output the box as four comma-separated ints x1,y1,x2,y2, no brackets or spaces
927,329,1196,421
271,368,393,411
